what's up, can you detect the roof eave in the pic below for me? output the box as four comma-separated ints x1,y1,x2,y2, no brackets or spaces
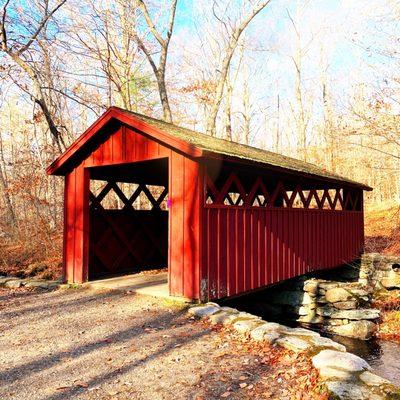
202,150,373,191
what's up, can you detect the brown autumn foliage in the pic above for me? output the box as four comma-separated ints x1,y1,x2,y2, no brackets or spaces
365,204,400,256
373,290,400,342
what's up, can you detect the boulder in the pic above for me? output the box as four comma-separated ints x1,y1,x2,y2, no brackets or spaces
209,311,238,325
381,276,400,289
249,321,284,336
219,306,239,314
23,280,52,289
312,349,371,372
303,280,319,295
332,301,358,310
309,336,346,352
188,304,220,317
325,287,354,303
317,307,379,320
318,366,354,380
297,314,325,324
325,319,348,326
359,371,390,386
5,279,22,288
316,306,336,317
284,327,320,338
233,319,262,334
276,336,312,352
331,309,380,321
327,320,377,340
0,277,15,286
324,381,372,400
318,282,341,290
250,324,281,343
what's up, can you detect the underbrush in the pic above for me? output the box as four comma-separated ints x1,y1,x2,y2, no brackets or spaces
0,229,62,281
365,203,400,255
372,290,400,342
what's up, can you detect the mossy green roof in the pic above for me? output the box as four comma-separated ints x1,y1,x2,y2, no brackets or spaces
117,107,371,190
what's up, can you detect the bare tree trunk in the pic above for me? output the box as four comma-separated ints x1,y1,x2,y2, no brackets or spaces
0,132,15,226
224,83,233,140
0,0,67,152
205,0,272,136
134,0,177,122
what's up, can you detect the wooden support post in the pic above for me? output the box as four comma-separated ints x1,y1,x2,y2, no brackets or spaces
63,165,90,283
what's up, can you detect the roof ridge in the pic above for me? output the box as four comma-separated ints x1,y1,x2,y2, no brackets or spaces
113,106,367,188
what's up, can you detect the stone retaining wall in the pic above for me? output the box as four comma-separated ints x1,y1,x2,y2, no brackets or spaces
260,277,380,340
252,253,400,340
189,303,399,400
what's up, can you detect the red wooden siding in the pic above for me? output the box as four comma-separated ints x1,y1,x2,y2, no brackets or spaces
63,124,202,300
201,207,364,300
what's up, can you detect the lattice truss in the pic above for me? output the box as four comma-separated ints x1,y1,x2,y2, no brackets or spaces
89,180,168,211
205,172,361,211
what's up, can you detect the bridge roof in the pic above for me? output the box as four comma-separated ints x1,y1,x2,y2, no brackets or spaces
47,106,372,191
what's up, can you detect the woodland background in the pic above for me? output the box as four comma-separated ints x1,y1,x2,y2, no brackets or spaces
0,0,399,280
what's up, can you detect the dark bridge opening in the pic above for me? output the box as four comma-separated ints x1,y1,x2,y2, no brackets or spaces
88,158,169,280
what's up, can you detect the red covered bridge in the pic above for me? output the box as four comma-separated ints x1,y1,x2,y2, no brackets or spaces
47,107,372,301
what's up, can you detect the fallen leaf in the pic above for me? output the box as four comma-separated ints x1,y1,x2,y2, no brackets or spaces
221,392,230,398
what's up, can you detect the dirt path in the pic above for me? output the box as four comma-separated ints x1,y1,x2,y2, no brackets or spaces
0,287,326,400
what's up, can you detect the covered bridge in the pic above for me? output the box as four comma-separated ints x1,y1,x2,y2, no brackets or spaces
47,107,372,301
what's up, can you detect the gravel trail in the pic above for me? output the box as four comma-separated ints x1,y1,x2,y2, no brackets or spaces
0,287,324,400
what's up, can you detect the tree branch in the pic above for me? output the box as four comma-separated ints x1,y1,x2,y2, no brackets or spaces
16,0,67,56
0,0,11,51
136,0,165,47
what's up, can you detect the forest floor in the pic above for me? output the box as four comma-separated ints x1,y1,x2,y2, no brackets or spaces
0,287,328,400
365,202,400,255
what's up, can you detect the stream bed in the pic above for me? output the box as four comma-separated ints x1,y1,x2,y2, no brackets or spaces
324,333,400,386
221,298,400,386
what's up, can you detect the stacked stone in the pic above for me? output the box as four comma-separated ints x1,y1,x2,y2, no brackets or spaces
0,275,59,289
266,278,380,340
359,253,400,289
188,303,398,400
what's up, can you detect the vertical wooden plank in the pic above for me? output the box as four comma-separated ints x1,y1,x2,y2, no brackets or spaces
102,130,113,164
259,210,266,287
218,209,228,297
147,131,159,158
183,157,201,299
92,141,103,166
209,209,218,299
271,210,278,282
64,170,76,283
237,210,245,293
112,126,124,163
252,210,257,289
125,126,136,162
135,130,147,160
245,210,252,291
227,209,235,296
278,210,284,281
73,164,90,283
267,210,273,284
169,152,184,297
